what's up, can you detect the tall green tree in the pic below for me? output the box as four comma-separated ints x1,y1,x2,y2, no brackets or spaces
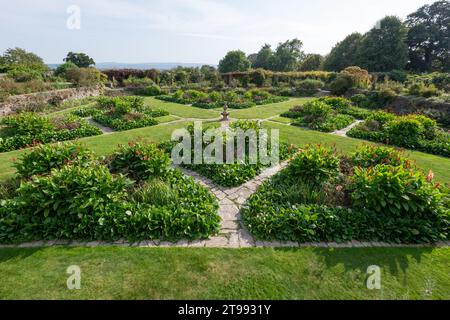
272,39,305,71
64,52,95,68
406,0,450,72
218,50,251,73
0,47,47,71
323,33,363,71
357,16,409,72
252,44,274,70
299,54,324,71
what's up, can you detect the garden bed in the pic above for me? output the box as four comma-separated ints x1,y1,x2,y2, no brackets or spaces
281,97,372,132
72,96,170,131
157,89,289,110
0,142,220,243
161,121,297,187
242,144,450,244
0,112,102,153
347,110,450,157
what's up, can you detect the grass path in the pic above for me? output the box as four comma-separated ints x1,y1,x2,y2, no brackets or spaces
0,247,448,299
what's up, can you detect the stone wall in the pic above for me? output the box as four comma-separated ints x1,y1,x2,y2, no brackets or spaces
0,86,102,116
386,96,450,125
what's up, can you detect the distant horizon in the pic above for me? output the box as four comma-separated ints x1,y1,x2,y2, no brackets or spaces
46,61,217,70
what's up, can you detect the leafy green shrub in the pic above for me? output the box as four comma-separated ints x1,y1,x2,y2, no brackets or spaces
140,85,163,96
242,144,450,244
330,74,353,95
0,113,102,153
71,106,103,117
289,100,355,132
93,113,159,131
289,145,340,185
65,67,107,87
367,111,396,125
109,142,171,181
319,97,352,111
301,100,333,119
352,145,409,168
385,116,425,148
1,112,53,136
15,142,95,178
350,165,449,243
13,165,132,239
123,76,154,89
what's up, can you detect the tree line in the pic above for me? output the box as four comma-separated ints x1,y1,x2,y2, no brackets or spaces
218,0,449,73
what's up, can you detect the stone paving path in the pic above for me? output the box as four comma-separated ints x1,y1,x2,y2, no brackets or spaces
87,117,115,134
332,120,363,137
175,161,290,248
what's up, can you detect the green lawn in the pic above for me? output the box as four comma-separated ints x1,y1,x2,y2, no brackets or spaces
230,98,310,119
144,97,220,119
0,247,448,299
1,105,450,184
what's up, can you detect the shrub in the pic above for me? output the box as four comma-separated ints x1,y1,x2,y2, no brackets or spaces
0,78,53,96
385,116,425,147
352,145,409,168
141,85,162,96
350,165,448,242
13,165,132,239
387,70,408,83
408,82,441,98
65,68,107,87
249,69,267,87
341,66,371,89
367,111,396,125
109,143,171,181
54,62,78,77
15,142,95,178
319,96,352,112
123,76,154,89
1,112,54,136
330,74,354,95
294,79,324,95
0,113,102,153
289,145,340,185
312,114,355,132
301,100,333,119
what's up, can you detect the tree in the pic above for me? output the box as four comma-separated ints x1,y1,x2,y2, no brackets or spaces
272,39,305,71
65,68,106,87
406,0,450,72
218,50,251,73
54,61,79,77
252,44,274,70
64,52,95,68
247,53,258,66
323,33,363,71
299,54,324,71
357,16,409,72
0,47,47,71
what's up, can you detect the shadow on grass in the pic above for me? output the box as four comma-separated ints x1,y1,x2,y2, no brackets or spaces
274,247,436,278
0,248,44,263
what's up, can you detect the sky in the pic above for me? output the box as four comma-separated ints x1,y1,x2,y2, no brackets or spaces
0,0,437,64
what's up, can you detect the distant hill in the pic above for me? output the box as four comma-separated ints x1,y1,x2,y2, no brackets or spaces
47,62,215,70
